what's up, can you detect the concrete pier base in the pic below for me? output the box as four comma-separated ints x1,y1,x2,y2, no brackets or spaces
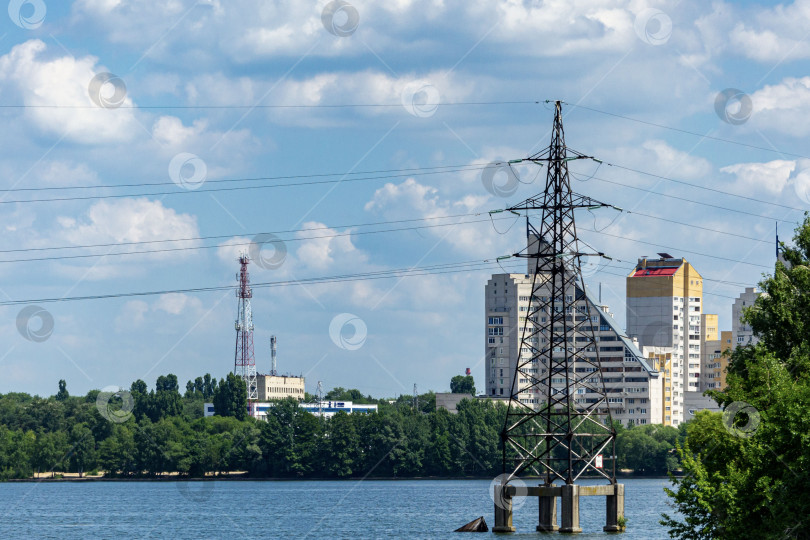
536,489,559,532
493,482,623,534
493,485,516,533
559,484,581,533
603,483,625,532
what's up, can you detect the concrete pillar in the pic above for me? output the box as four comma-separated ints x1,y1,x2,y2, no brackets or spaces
493,485,516,533
560,484,581,533
604,483,625,532
536,489,559,532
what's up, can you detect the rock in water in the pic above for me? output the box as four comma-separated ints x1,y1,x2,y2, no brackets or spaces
454,516,488,532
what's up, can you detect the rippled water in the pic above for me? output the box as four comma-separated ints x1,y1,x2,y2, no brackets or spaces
0,477,673,539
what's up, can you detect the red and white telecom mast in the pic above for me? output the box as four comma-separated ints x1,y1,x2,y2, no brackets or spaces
235,253,258,416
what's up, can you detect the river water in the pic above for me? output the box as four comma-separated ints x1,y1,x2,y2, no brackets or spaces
0,478,673,538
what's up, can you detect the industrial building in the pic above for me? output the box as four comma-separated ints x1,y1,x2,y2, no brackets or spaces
485,270,663,427
204,400,377,420
435,392,475,413
257,374,305,401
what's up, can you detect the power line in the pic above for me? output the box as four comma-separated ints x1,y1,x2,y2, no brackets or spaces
580,226,771,269
0,258,528,306
0,253,761,307
0,211,495,254
592,267,738,299
560,101,810,161
0,194,779,266
592,261,754,289
623,211,771,244
0,215,511,264
570,171,798,223
0,165,490,205
578,162,807,213
0,163,484,194
0,100,539,110
0,201,774,265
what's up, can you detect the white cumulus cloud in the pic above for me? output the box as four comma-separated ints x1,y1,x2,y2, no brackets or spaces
720,159,796,195
0,40,140,144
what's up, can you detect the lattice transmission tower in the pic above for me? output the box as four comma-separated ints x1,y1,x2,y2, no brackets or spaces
235,253,258,415
501,101,617,486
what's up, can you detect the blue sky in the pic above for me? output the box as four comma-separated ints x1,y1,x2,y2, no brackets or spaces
0,0,807,398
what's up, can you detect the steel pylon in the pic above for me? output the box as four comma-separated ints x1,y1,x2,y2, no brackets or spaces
235,253,258,412
501,101,616,485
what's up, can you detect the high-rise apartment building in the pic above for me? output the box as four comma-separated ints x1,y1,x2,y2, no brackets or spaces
626,255,704,426
701,330,732,391
641,348,673,426
732,287,761,347
701,314,718,343
485,272,662,427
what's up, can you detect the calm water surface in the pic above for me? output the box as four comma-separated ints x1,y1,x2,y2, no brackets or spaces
0,478,672,539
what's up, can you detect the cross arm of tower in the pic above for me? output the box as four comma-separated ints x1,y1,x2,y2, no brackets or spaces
504,192,611,213
524,148,593,162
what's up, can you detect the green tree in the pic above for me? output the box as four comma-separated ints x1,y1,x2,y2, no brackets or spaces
324,412,358,477
203,373,217,399
212,373,248,421
151,374,182,420
33,431,69,477
324,387,377,404
98,424,137,477
662,217,810,538
185,380,195,398
450,375,476,395
617,424,678,474
130,379,149,421
56,379,69,402
68,423,96,478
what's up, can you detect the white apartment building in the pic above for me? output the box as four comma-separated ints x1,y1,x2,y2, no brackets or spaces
485,272,662,427
732,287,761,347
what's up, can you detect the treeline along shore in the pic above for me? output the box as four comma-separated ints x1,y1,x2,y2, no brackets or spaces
0,373,684,480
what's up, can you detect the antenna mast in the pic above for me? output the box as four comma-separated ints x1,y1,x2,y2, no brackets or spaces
235,253,258,415
317,381,323,418
270,335,278,376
